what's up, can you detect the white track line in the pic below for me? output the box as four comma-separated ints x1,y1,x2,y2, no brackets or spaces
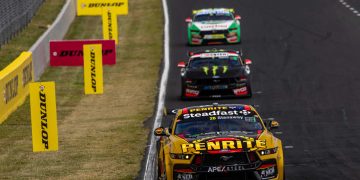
338,0,360,16
143,0,170,179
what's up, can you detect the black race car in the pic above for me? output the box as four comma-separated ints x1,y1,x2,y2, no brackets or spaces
178,49,252,99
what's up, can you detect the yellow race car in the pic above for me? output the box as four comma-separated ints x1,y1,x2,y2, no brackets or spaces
154,103,284,180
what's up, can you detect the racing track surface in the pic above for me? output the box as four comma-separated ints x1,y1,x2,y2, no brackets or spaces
142,0,360,179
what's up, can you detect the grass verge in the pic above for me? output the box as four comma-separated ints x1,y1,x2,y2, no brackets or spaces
0,0,162,179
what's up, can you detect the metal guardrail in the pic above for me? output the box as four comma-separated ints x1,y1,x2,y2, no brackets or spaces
0,0,45,47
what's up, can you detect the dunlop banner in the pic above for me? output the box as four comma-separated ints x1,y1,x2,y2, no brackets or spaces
0,52,33,124
49,40,116,66
29,82,58,152
83,44,104,94
77,0,128,16
102,8,119,44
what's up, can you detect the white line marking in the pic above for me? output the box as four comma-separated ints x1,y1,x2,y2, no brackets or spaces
274,131,283,135
143,0,170,179
338,0,360,16
284,145,294,149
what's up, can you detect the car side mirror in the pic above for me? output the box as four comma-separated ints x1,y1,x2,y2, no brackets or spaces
269,120,280,130
177,61,186,68
185,17,192,23
235,15,241,20
244,59,252,65
154,127,167,136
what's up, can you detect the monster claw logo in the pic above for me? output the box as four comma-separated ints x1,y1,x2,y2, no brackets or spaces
212,66,218,76
203,66,209,75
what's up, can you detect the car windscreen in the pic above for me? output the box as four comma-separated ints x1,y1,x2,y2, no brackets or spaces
188,56,241,69
175,111,263,138
194,13,233,22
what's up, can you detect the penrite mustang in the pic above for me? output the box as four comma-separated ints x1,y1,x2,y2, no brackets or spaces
154,104,284,180
186,8,241,45
177,49,252,99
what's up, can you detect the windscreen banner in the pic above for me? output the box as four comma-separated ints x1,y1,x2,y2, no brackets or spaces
83,44,104,94
77,0,128,16
49,40,116,66
102,8,119,44
0,52,33,124
29,82,59,152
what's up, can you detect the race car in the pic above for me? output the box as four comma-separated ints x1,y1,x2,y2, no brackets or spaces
186,8,241,45
154,103,284,180
177,49,252,99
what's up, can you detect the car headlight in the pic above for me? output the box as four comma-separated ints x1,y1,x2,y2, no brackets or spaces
258,147,278,156
170,153,192,160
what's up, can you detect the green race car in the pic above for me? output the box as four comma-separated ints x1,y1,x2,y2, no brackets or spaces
186,8,241,45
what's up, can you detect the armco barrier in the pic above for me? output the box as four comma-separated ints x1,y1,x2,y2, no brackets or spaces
30,0,77,80
0,52,33,124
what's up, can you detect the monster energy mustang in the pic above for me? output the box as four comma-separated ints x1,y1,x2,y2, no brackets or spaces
186,8,241,45
177,49,253,99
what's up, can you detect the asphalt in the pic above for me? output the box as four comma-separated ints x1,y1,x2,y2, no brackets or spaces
141,0,360,179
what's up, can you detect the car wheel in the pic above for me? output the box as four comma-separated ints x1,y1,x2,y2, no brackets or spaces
180,83,188,100
246,84,252,98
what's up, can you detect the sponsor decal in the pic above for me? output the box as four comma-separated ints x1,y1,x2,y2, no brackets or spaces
183,109,251,119
50,40,116,66
181,139,266,153
4,76,18,104
77,0,128,16
189,106,228,112
202,66,209,75
207,165,245,172
22,62,33,87
212,66,218,76
30,82,58,152
83,44,104,94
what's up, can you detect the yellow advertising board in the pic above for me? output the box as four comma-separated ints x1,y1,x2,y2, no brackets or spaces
0,52,33,124
83,44,104,94
29,82,59,152
102,8,119,44
77,0,128,16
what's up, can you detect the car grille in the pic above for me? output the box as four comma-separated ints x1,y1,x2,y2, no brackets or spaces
197,78,236,85
200,30,229,36
195,152,259,166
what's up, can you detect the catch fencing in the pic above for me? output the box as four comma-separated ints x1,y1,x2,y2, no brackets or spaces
0,0,45,47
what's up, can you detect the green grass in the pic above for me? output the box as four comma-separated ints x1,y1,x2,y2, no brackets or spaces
0,0,162,179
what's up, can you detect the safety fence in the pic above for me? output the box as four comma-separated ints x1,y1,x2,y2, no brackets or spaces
0,0,44,47
0,0,76,124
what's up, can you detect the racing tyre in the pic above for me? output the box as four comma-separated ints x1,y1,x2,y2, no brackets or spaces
246,83,252,98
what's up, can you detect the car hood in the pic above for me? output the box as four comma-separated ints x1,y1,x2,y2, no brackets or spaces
193,20,234,31
184,66,243,79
